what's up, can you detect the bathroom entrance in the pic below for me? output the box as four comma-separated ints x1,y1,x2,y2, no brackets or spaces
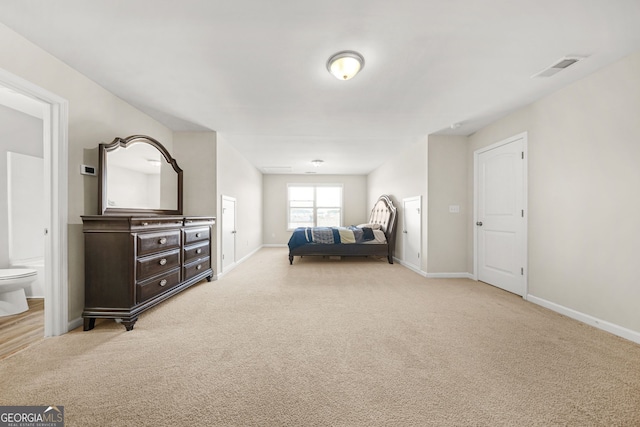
0,69,68,338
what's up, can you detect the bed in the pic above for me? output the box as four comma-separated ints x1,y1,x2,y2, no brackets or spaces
288,194,397,264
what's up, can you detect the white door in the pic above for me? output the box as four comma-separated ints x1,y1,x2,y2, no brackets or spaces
221,196,236,272
475,134,527,296
402,196,421,270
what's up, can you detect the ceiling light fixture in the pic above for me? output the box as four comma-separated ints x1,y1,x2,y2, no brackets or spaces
311,159,324,167
326,50,365,80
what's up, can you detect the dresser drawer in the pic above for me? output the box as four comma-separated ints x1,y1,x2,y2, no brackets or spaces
136,249,180,281
184,241,210,264
137,269,181,303
183,227,210,245
137,230,180,256
183,257,211,281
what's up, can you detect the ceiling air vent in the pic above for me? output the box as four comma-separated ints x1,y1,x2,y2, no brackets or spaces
531,56,585,78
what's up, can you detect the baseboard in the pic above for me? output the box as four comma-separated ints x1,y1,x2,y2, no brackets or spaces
262,244,288,248
218,246,263,279
241,246,263,263
68,317,83,332
394,258,427,277
393,259,473,280
527,294,640,345
425,272,474,279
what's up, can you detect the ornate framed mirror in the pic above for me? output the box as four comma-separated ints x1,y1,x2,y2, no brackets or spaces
98,135,183,215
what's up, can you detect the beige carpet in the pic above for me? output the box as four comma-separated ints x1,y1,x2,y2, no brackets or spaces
1,248,639,426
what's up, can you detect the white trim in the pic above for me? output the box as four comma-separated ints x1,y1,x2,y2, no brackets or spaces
0,69,69,337
263,244,288,248
395,258,427,277
238,246,262,264
426,272,474,279
394,257,473,279
473,131,528,297
68,317,83,332
217,245,262,279
527,295,640,345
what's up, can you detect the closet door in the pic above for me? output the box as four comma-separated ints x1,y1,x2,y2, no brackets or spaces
402,196,421,270
221,196,236,272
475,134,527,296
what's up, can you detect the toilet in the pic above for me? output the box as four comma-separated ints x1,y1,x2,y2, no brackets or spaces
0,269,37,316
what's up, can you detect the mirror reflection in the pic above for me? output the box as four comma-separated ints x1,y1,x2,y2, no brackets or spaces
105,142,179,211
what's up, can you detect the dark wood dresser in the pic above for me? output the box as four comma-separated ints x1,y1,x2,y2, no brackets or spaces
81,215,215,331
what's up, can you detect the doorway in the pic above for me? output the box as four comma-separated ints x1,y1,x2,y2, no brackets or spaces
474,132,527,297
0,68,69,336
221,195,236,273
402,196,421,271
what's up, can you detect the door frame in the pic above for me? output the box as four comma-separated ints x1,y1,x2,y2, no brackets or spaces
221,195,237,274
0,68,69,336
402,196,422,272
473,132,528,298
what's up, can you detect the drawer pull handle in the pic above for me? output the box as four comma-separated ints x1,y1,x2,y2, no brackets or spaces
196,264,202,270
196,248,202,254
159,237,167,244
195,233,201,238
159,279,167,287
159,258,167,266
142,222,149,226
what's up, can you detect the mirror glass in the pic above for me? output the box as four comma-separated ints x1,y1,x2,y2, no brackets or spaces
99,136,182,215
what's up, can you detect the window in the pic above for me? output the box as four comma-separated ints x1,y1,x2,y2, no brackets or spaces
287,184,343,229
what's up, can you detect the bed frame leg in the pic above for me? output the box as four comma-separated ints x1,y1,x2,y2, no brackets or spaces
388,255,393,264
289,254,294,265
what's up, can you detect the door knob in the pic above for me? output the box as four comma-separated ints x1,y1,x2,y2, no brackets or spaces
476,221,483,226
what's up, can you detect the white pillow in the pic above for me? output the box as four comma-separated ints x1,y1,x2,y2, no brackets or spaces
357,223,381,230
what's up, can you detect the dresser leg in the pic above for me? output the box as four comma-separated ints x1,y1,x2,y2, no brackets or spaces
121,317,138,331
206,275,212,282
83,318,96,331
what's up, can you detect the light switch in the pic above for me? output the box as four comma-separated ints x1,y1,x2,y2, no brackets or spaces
449,205,460,213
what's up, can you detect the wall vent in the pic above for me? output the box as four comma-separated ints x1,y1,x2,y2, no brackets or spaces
531,56,586,78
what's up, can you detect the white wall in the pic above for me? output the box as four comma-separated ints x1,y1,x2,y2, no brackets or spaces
263,174,367,245
0,105,42,269
0,23,174,321
468,51,640,334
173,131,218,275
174,132,263,276
173,131,217,216
368,138,428,270
427,135,468,274
216,135,263,267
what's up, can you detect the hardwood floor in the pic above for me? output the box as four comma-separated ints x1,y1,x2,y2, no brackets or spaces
0,298,44,360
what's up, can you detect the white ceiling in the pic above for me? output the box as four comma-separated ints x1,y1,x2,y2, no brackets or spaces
1,0,640,174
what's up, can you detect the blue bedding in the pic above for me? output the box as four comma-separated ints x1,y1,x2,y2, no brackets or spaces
287,226,375,251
